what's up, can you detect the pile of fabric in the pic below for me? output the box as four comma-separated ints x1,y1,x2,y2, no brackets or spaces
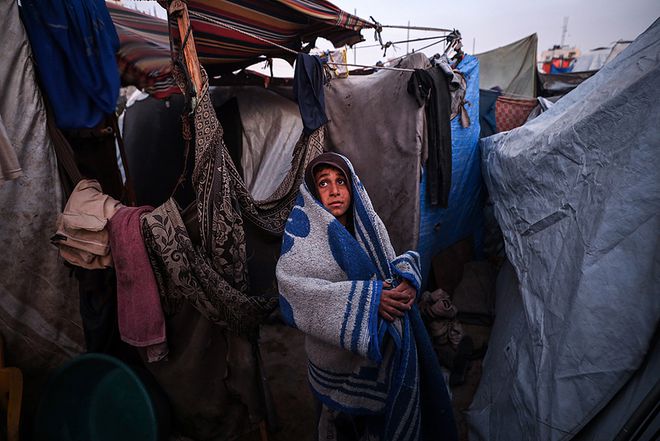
419,288,473,386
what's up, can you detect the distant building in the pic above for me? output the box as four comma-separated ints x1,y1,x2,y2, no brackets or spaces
539,45,581,74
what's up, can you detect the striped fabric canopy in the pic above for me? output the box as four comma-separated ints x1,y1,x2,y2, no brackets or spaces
107,0,372,98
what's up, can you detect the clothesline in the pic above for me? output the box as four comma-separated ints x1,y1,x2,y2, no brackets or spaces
325,61,414,72
387,38,456,65
354,34,449,50
187,10,451,73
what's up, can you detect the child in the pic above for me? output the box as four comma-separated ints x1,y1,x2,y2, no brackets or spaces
277,152,457,441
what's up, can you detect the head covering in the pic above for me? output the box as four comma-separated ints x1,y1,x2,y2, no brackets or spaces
304,152,352,199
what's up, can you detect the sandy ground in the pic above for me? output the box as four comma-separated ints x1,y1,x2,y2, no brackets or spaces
248,321,491,441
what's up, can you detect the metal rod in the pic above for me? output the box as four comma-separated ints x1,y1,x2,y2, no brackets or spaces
355,35,446,50
381,24,453,33
354,8,357,64
406,20,410,55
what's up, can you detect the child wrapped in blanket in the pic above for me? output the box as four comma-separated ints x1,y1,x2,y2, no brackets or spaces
277,152,457,441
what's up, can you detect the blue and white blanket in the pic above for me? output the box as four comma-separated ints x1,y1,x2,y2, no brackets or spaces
276,155,456,440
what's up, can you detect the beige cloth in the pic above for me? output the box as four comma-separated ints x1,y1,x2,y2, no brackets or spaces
52,179,123,269
0,114,21,182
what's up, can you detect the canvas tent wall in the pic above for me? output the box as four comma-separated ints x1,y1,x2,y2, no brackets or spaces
0,0,84,379
476,33,537,97
468,19,660,440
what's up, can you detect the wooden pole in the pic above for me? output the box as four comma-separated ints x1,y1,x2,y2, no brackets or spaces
168,0,203,96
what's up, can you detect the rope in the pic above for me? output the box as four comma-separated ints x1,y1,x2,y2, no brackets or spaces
355,35,448,50
387,38,449,64
326,61,414,72
380,24,454,33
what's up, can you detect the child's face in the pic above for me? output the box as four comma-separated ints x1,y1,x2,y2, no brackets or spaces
314,166,351,225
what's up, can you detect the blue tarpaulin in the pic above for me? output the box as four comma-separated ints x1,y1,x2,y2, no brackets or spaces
20,0,120,129
417,55,484,288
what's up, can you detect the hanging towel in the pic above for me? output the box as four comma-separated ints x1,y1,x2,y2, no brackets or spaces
51,179,123,269
107,205,168,362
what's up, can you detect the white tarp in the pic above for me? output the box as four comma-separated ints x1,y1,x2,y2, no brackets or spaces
236,87,303,200
572,41,631,72
470,19,660,441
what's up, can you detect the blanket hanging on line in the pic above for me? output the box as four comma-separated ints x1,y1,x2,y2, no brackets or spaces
276,154,456,440
141,63,323,337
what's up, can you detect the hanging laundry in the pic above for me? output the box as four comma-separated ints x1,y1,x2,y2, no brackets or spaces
51,179,123,270
431,54,470,127
408,67,453,207
293,53,328,135
107,206,168,363
319,47,350,78
19,0,120,129
140,65,324,339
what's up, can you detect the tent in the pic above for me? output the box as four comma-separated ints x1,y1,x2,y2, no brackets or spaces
572,40,632,72
1,1,379,438
0,0,83,382
476,34,537,98
469,19,660,440
107,0,372,97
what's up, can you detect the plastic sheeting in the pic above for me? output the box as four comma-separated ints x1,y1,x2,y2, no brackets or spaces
417,55,483,287
476,34,537,98
235,87,303,200
537,71,597,97
470,19,660,441
572,41,631,72
0,1,83,376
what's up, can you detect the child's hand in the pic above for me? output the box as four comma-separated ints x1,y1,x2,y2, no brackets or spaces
378,280,416,321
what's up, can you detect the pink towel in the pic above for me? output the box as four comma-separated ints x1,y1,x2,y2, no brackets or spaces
108,206,167,362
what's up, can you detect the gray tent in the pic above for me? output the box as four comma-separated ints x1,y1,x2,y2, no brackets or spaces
469,19,660,441
476,34,538,97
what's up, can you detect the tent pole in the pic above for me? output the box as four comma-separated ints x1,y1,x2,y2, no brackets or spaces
168,0,203,96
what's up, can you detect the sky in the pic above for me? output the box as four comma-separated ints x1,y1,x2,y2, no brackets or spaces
326,0,659,65
124,0,659,74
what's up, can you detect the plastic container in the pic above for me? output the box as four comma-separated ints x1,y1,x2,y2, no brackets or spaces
33,353,170,441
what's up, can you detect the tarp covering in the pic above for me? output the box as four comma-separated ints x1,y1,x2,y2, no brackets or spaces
537,70,597,97
233,87,303,200
0,0,83,376
107,0,371,98
417,54,483,287
108,2,179,98
469,19,660,441
476,34,537,98
572,41,631,72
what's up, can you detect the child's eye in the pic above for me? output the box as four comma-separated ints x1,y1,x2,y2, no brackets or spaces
318,181,328,187
337,179,345,185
